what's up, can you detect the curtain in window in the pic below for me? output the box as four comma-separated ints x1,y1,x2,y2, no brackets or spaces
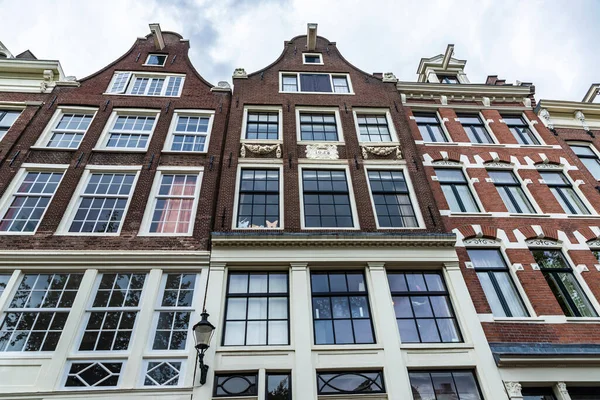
300,74,332,92
155,175,195,233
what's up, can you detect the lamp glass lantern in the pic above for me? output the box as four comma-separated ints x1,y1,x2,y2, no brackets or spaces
192,311,215,385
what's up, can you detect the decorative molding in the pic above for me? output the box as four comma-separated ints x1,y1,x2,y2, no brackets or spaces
463,238,499,246
531,263,540,270
538,108,554,130
305,143,339,160
482,97,491,107
536,163,563,169
575,111,590,131
587,239,600,247
240,143,282,158
484,162,513,168
576,264,590,273
512,263,524,271
233,67,248,79
211,81,232,92
526,239,559,246
432,160,461,166
504,381,522,397
556,382,568,395
382,72,398,83
464,262,474,269
361,145,402,159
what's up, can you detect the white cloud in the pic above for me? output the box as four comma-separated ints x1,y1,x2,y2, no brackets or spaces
0,0,598,100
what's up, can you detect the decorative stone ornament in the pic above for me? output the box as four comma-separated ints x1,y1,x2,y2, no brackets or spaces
233,68,248,79
305,144,339,160
240,143,282,158
575,110,590,131
361,145,402,160
382,72,398,83
504,381,522,398
539,108,554,130
556,382,568,395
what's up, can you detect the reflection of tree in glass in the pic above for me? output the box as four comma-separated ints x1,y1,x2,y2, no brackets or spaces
267,376,289,400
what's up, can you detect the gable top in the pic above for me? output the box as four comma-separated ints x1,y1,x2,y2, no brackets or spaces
0,41,13,59
417,44,468,83
15,50,37,60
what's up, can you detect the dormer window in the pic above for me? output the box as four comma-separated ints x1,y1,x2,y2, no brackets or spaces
144,54,167,66
438,75,459,84
303,53,323,65
281,72,352,94
106,71,184,97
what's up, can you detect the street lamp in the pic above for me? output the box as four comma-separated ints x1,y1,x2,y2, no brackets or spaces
192,311,216,385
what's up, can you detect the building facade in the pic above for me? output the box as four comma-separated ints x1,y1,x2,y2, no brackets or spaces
0,23,599,400
400,46,600,399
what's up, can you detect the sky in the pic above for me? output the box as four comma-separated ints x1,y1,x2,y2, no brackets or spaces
0,0,598,101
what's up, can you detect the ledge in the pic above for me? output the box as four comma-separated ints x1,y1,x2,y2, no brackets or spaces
490,342,600,367
210,232,457,248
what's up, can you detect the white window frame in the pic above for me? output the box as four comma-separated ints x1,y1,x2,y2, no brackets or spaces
303,53,323,65
0,163,68,235
240,105,283,143
62,359,127,390
143,54,168,67
279,72,354,95
364,165,425,229
298,164,360,230
295,106,345,144
567,141,600,180
71,271,147,357
138,166,204,236
94,108,160,152
33,106,98,149
56,165,142,236
0,107,23,142
139,358,187,388
232,164,284,230
352,108,399,144
163,109,215,154
105,71,185,97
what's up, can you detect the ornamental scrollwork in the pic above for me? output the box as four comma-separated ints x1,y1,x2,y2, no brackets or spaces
587,240,600,248
556,382,568,395
536,163,562,169
503,381,522,397
361,145,402,159
432,160,461,166
240,143,281,158
463,238,499,246
484,162,512,169
525,239,559,246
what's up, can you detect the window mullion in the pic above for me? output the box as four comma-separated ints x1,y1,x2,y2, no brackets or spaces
488,271,513,317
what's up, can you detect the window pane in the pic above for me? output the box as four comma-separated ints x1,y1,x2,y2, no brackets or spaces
300,74,332,92
266,373,291,400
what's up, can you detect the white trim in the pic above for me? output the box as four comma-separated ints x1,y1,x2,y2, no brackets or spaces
104,71,185,98
240,105,283,142
295,106,345,144
302,53,324,65
33,106,98,149
433,164,486,213
139,358,187,388
162,109,215,153
486,168,544,215
143,54,168,67
279,71,354,95
232,164,284,230
55,166,142,236
138,168,204,236
94,108,160,152
0,164,68,235
363,165,425,230
298,164,360,230
352,108,399,144
61,359,127,390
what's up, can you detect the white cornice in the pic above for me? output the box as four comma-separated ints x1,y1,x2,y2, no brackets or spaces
537,99,600,115
397,81,532,98
0,58,64,78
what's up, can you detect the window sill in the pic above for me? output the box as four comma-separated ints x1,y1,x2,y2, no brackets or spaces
492,317,545,323
469,142,505,147
240,139,282,144
54,232,123,237
442,211,493,217
419,141,457,146
29,146,79,151
102,92,181,98
297,141,345,146
233,227,284,231
505,144,553,149
279,91,355,95
0,353,54,360
0,231,37,236
312,344,384,352
358,142,401,146
400,342,474,350
566,214,600,219
301,227,361,231
565,317,600,323
161,150,208,155
137,232,193,237
216,345,293,353
508,213,548,218
92,147,148,153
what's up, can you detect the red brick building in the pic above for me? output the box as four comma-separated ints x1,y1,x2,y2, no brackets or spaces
400,45,600,398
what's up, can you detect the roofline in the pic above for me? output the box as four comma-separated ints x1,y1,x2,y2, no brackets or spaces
397,81,533,98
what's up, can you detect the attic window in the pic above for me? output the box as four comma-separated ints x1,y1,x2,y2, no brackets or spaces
145,54,167,66
438,75,459,84
303,53,323,65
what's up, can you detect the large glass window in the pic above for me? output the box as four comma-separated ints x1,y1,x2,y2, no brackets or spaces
65,361,122,388
223,272,289,346
317,371,385,395
435,169,479,212
214,373,258,397
0,273,82,351
457,113,493,144
568,387,600,399
0,171,64,233
299,113,338,141
237,169,280,229
143,360,182,387
367,170,418,228
106,72,183,97
281,75,298,92
414,113,446,142
170,114,211,152
68,172,136,234
147,174,198,234
302,170,354,228
540,171,589,215
438,75,460,84
311,271,374,345
266,373,291,400
467,249,528,317
246,112,279,140
104,115,156,149
46,112,94,149
388,271,461,343
0,274,10,297
78,273,146,351
522,388,557,400
503,115,540,145
488,170,535,214
281,73,351,93
357,114,392,142
570,144,600,180
0,110,21,141
151,273,196,351
409,370,482,400
532,249,597,317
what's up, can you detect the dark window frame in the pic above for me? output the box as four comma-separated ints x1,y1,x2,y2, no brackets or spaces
488,170,536,214
213,372,258,397
503,115,540,145
414,112,447,143
437,75,460,84
356,113,393,142
532,249,598,318
236,169,280,229
457,113,493,144
245,111,279,140
367,169,418,228
310,271,375,345
467,248,529,318
388,271,462,343
222,272,290,346
569,144,600,180
316,370,385,395
435,168,480,213
266,372,292,400
302,169,354,228
409,370,484,400
540,171,590,215
299,112,339,142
